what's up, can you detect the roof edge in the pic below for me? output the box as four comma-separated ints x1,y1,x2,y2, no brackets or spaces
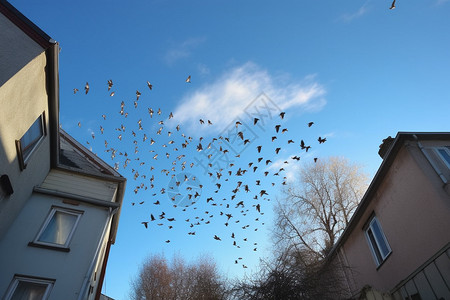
0,0,54,48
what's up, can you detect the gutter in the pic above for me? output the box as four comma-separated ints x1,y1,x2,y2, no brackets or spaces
46,42,60,168
34,187,120,209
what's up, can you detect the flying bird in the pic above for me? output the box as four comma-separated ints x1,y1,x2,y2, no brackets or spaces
390,0,396,9
279,112,285,119
84,82,89,94
107,79,113,91
318,137,327,144
186,75,191,83
147,81,153,90
308,122,314,127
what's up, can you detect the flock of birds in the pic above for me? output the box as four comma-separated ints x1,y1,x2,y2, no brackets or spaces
72,75,328,268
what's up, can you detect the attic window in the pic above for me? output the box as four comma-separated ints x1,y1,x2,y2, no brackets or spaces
16,113,46,170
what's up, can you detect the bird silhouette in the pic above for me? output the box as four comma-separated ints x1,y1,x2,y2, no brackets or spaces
390,0,396,9
186,75,191,83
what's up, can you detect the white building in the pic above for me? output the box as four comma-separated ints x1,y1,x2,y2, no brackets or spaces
0,1,126,299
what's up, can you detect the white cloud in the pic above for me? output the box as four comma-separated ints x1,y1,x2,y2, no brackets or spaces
168,62,326,136
339,3,369,22
164,37,206,65
435,0,449,5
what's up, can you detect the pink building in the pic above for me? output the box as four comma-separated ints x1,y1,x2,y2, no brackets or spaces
328,132,450,300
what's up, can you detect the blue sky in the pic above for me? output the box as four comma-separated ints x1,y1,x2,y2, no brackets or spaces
11,0,450,298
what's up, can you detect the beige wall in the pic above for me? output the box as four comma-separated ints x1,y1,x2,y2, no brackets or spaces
338,141,450,295
0,50,51,239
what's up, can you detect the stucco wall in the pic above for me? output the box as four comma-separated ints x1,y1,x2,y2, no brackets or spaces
340,142,450,294
0,193,110,300
0,13,45,87
0,50,51,240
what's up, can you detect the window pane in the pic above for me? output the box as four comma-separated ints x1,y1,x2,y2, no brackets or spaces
367,228,383,264
20,116,43,158
11,281,47,300
371,219,390,258
437,149,450,166
38,211,77,245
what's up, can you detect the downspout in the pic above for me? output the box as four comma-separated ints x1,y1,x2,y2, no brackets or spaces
46,41,60,168
94,240,112,300
77,207,119,300
412,135,448,184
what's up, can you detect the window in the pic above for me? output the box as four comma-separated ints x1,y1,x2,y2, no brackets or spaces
32,207,83,250
3,276,54,300
365,215,391,267
16,113,46,170
435,146,450,169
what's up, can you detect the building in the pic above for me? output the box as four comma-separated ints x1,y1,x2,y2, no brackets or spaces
328,132,450,299
0,1,126,299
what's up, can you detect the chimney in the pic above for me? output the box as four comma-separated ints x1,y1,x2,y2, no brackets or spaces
378,136,395,159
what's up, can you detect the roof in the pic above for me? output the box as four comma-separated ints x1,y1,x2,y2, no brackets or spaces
327,132,450,260
59,129,124,179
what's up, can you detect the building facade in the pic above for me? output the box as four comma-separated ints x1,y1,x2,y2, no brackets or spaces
328,132,450,300
0,2,125,299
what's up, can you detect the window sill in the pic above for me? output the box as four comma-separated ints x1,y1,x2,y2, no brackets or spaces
28,242,70,252
376,251,392,270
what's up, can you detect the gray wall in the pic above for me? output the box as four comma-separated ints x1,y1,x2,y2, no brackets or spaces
0,193,110,300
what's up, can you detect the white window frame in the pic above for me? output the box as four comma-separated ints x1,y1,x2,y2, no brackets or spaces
33,207,83,249
16,112,46,170
3,275,54,300
435,146,450,169
365,215,392,267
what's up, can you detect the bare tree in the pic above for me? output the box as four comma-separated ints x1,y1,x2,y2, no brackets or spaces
231,246,348,300
275,156,369,258
231,157,366,299
130,253,227,300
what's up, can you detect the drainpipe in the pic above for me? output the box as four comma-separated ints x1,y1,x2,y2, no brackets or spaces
412,135,448,184
77,207,119,300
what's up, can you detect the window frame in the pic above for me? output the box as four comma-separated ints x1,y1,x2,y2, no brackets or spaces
16,112,46,170
364,215,392,268
3,275,54,300
31,206,83,250
435,146,450,169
